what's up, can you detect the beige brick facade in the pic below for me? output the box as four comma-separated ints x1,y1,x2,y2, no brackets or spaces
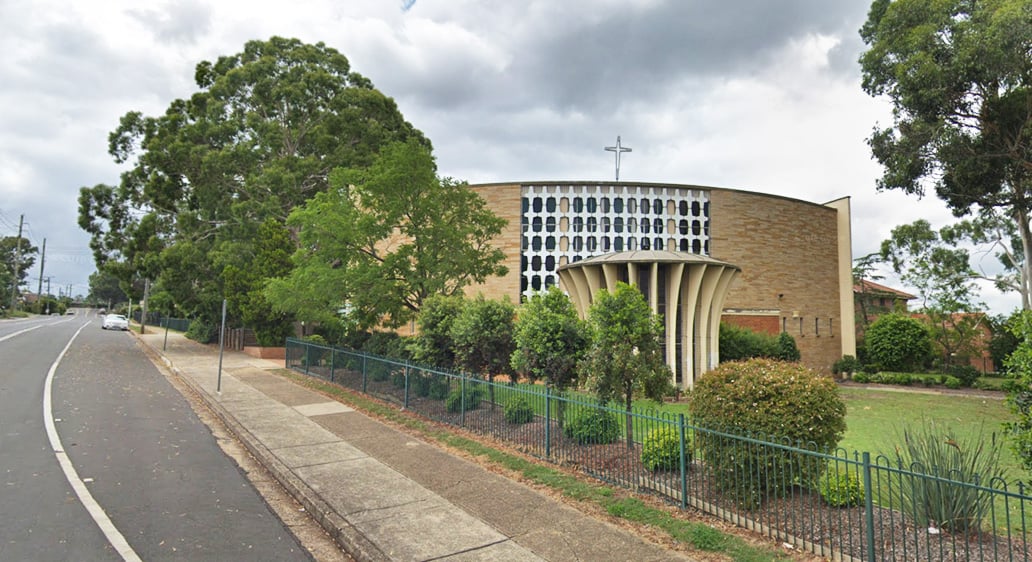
465,182,853,373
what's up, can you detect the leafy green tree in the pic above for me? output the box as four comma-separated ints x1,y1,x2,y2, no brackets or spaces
990,312,1022,374
409,294,465,370
511,286,588,389
78,37,425,330
1004,310,1032,476
860,0,1032,310
880,220,981,312
866,312,932,372
511,287,588,429
853,252,886,335
880,220,987,368
451,295,516,409
87,268,127,308
222,219,295,346
580,282,673,448
268,139,507,329
1,236,37,307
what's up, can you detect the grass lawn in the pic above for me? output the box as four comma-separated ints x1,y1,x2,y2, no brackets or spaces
835,386,1023,478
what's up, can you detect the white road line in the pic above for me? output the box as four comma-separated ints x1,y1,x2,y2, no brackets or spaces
43,323,142,562
0,324,42,342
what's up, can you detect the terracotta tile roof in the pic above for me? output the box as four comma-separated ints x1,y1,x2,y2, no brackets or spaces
853,279,916,300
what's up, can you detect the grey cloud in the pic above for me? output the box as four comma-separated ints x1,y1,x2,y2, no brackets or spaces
128,0,212,44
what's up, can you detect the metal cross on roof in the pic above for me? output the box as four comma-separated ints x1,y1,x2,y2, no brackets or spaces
604,136,632,181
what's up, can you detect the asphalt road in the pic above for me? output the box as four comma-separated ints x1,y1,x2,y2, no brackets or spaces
0,312,313,561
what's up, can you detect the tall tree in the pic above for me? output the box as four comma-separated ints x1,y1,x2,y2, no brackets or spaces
1,236,37,303
268,138,507,329
78,37,425,329
87,268,127,307
881,220,986,367
860,0,1032,310
579,282,673,448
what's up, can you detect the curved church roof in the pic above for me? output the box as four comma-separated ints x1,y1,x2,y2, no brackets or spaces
557,250,740,271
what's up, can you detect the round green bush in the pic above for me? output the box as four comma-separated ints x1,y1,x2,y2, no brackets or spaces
852,372,872,384
865,313,932,372
947,364,980,387
504,396,535,424
818,471,865,507
688,358,847,507
641,427,691,471
564,408,620,445
445,386,483,413
428,376,451,400
944,375,963,389
832,355,860,376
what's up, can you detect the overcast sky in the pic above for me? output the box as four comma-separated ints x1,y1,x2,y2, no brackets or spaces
0,0,1022,315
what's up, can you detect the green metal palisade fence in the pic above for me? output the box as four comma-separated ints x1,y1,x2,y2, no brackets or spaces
286,338,1032,561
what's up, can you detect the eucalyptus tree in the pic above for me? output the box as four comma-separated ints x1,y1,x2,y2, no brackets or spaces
860,0,1032,310
78,37,426,331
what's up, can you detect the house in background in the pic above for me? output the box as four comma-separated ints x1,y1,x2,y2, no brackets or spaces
853,279,995,373
853,279,915,338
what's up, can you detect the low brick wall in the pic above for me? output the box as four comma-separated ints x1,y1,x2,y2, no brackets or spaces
243,346,286,360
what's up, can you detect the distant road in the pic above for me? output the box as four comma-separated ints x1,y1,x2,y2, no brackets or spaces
0,314,312,561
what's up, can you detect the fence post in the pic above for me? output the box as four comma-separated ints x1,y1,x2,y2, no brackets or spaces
460,375,467,427
403,362,410,410
329,346,335,383
362,355,368,393
679,414,687,510
862,451,875,562
304,341,310,376
545,386,551,460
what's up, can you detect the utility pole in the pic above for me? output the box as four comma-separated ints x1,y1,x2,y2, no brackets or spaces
9,214,23,311
36,238,46,300
140,278,150,334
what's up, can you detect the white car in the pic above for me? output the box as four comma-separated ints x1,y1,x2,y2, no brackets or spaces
101,314,129,331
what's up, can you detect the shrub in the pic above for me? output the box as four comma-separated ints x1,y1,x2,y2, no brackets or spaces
391,369,407,389
774,332,801,361
428,376,451,400
504,396,535,424
564,407,620,445
818,470,865,507
947,364,980,388
445,385,483,413
718,323,777,362
832,355,860,376
185,319,217,343
888,421,1007,532
852,372,872,384
688,359,847,508
304,334,328,345
411,373,430,397
641,427,691,471
365,356,398,382
865,313,932,372
944,375,963,389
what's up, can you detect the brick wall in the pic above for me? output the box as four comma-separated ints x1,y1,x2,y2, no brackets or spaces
466,183,523,304
465,182,847,373
710,189,843,371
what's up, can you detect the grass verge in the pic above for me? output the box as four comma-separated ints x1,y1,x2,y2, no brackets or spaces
277,369,797,562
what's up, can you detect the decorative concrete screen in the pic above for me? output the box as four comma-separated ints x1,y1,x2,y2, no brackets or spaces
520,183,710,298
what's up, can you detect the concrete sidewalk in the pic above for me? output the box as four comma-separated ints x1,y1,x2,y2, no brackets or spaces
135,329,694,562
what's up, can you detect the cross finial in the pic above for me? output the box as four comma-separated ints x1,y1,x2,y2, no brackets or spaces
604,136,632,181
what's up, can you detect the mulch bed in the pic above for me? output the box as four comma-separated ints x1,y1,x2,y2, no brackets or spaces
300,364,1030,561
